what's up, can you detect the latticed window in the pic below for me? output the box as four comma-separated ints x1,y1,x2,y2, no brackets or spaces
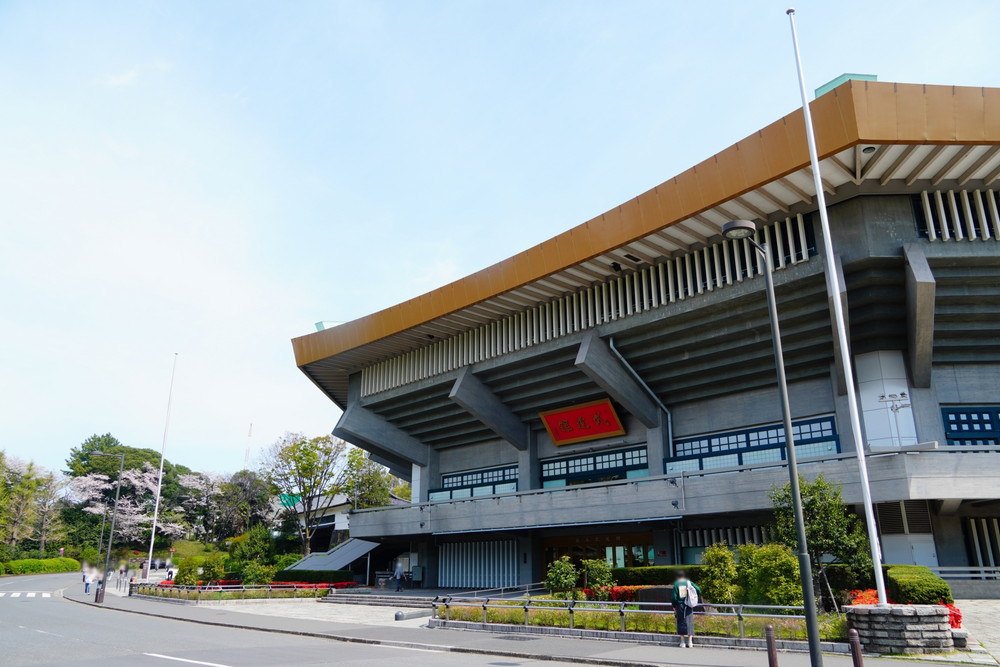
942,407,1000,446
541,446,648,484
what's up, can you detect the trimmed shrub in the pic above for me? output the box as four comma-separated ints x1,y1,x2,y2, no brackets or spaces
273,569,353,584
737,544,803,607
240,561,276,586
700,543,740,605
3,557,80,575
545,556,578,593
174,557,204,586
0,562,6,575
201,554,226,584
273,554,301,571
580,559,614,591
885,565,953,604
610,565,705,586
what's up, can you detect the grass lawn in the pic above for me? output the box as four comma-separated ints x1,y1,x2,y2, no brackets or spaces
152,540,220,560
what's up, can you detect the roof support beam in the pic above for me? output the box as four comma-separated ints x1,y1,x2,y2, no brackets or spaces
369,453,411,480
778,177,812,205
879,145,918,185
931,145,976,186
574,330,660,428
333,403,429,466
904,243,936,388
905,145,946,185
986,161,1000,186
859,145,890,180
829,154,860,185
732,197,770,222
757,185,791,213
959,146,1000,185
805,166,836,195
448,367,529,451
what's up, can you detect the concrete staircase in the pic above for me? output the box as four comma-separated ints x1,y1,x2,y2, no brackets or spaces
320,592,438,609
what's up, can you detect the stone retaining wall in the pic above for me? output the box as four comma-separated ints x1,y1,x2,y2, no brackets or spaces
846,604,953,655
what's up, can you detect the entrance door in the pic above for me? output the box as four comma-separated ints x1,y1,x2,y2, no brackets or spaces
909,534,939,567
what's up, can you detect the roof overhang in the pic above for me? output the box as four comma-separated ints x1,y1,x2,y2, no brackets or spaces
293,81,1000,407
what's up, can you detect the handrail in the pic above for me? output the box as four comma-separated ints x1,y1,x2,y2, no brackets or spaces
456,581,546,599
433,596,810,638
929,566,1000,580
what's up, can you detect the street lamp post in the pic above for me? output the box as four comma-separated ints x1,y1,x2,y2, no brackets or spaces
723,219,823,667
92,451,125,604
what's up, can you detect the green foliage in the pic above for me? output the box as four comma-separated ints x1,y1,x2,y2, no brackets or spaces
272,553,301,571
230,524,273,564
157,540,215,561
216,470,272,539
737,543,803,606
201,554,226,584
174,556,203,586
344,448,394,510
700,543,740,605
273,569,353,583
391,482,411,501
79,545,100,564
885,565,953,604
240,561,276,586
3,557,80,574
610,565,706,586
580,558,614,591
768,474,871,607
545,556,579,592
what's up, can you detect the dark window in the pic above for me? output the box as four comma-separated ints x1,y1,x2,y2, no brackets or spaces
942,407,1000,446
541,446,648,485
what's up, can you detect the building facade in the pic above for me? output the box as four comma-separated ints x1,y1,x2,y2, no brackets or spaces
293,80,1000,589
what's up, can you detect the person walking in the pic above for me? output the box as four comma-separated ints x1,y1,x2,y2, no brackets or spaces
393,562,405,592
671,570,701,648
84,571,93,595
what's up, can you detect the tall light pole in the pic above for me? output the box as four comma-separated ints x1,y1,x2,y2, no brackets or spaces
723,220,823,667
146,353,179,578
91,451,125,604
785,8,888,604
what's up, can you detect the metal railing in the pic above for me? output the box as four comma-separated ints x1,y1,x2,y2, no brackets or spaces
131,583,332,603
930,566,1000,580
455,582,547,599
432,596,810,638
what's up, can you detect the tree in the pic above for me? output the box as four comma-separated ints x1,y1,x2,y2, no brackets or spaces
216,470,273,538
737,543,803,606
769,474,872,609
1,457,42,550
391,482,412,501
580,558,614,593
34,473,68,554
260,433,347,556
178,472,223,542
545,556,579,595
343,448,394,509
700,542,740,605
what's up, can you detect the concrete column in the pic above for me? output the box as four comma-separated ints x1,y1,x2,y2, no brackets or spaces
517,430,540,490
411,449,440,503
645,413,668,476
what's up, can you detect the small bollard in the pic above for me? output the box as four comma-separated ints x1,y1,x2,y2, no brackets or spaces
849,628,865,667
394,611,405,621
765,624,779,667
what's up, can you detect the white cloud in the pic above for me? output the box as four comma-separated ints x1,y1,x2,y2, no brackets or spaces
100,68,139,87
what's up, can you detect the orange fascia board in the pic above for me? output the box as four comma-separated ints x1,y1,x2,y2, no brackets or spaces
293,81,1000,368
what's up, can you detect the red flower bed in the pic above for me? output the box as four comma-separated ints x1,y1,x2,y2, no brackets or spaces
848,589,962,628
580,585,652,602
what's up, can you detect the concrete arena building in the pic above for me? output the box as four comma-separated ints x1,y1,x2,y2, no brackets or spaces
293,80,1000,590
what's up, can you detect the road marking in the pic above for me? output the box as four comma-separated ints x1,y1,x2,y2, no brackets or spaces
0,592,5,597
42,593,51,598
26,592,35,598
10,593,20,597
143,654,233,667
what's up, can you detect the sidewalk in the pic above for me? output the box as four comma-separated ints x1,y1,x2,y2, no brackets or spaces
958,600,1000,661
59,585,980,667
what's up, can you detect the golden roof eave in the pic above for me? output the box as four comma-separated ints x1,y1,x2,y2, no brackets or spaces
293,81,1000,375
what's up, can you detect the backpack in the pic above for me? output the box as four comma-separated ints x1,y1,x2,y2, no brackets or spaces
686,583,699,608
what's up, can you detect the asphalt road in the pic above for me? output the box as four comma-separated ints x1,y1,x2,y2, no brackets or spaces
0,573,579,667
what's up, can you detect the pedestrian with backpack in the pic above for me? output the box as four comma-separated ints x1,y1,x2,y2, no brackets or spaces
671,570,701,648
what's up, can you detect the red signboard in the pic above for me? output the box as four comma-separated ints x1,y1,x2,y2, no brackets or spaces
539,398,626,446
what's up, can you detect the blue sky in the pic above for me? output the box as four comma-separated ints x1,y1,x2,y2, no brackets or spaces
1,0,997,476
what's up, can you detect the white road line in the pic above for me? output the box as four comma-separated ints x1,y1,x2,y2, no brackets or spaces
26,592,35,598
0,592,5,597
42,593,51,598
10,592,20,597
143,654,233,667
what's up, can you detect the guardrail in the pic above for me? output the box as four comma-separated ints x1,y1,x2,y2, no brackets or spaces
131,583,332,602
432,596,809,638
455,582,547,599
930,566,1000,580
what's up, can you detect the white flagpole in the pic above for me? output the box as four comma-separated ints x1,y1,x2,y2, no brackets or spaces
785,8,888,604
146,352,178,577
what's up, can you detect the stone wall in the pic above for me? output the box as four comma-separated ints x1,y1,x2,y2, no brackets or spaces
846,604,954,655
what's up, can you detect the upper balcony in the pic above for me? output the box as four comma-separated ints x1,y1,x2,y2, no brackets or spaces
349,446,1000,538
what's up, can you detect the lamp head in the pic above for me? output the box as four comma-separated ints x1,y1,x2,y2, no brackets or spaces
722,219,757,240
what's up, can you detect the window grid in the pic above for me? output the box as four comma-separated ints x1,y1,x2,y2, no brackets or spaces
541,447,648,482
942,407,1000,446
666,416,840,474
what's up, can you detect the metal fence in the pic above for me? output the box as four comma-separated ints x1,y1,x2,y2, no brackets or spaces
433,596,809,638
930,566,1000,580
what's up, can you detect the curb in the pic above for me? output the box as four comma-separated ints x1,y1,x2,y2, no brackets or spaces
56,592,664,667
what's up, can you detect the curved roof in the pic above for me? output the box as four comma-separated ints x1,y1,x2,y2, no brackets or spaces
293,80,1000,407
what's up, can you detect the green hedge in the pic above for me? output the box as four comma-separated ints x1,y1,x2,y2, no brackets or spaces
3,557,81,575
885,565,953,604
273,569,353,584
610,565,705,586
